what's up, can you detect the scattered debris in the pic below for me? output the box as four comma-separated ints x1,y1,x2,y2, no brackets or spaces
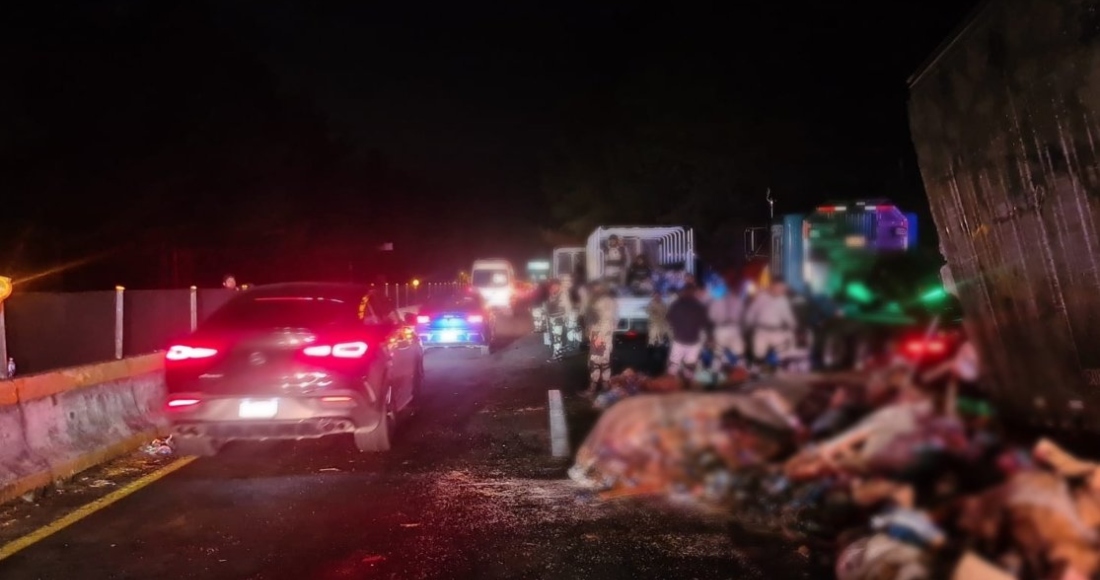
571,364,1100,579
140,436,175,456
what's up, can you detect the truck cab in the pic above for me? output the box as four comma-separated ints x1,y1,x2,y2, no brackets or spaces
551,247,585,280
470,259,516,316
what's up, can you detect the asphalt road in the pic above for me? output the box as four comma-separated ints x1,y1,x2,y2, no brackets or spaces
0,314,803,580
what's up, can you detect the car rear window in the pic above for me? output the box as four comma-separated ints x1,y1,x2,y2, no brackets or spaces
204,296,359,329
472,269,509,287
424,295,483,312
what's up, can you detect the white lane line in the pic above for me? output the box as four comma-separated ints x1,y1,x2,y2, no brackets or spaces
548,389,570,457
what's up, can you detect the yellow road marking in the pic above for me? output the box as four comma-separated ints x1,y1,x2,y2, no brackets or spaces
0,456,198,562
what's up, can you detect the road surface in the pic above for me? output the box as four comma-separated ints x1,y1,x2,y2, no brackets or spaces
0,315,807,580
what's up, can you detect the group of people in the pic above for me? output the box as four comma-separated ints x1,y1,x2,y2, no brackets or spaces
648,275,801,383
537,263,808,399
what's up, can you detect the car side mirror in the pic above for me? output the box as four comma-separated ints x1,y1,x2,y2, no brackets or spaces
403,312,418,325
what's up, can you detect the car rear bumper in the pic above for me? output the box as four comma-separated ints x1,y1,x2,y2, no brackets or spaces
419,330,488,348
166,389,384,442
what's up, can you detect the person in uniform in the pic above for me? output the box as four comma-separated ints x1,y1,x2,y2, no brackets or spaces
744,277,797,371
707,277,746,370
559,274,582,355
586,281,618,396
545,279,573,361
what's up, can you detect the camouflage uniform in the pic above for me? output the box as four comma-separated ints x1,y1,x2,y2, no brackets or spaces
587,292,618,393
546,286,573,361
645,295,670,347
560,275,582,354
532,303,547,333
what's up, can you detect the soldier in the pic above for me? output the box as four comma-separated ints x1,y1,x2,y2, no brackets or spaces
745,276,797,371
545,279,572,361
646,293,670,347
586,281,618,397
560,274,582,355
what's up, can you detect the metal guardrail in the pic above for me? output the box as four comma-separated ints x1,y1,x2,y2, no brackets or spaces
0,281,462,377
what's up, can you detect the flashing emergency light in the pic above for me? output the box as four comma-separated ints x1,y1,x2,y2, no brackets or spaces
844,281,874,304
0,276,11,302
919,287,948,303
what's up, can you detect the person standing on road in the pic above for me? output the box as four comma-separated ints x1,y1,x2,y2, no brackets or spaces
545,279,573,361
665,283,710,383
744,277,797,370
707,278,746,370
586,282,618,397
560,274,582,354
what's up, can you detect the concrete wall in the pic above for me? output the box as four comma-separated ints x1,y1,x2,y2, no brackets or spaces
0,354,166,505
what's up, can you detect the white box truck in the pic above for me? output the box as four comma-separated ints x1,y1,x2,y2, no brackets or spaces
584,226,695,335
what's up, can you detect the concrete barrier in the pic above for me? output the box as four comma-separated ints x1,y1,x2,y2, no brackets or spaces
0,354,166,505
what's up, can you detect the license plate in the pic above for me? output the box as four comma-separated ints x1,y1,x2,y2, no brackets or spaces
239,399,278,419
439,330,460,343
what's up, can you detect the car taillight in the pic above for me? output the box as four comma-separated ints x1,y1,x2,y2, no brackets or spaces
166,397,201,408
904,339,946,357
166,345,219,361
467,315,483,323
303,341,369,359
417,315,430,324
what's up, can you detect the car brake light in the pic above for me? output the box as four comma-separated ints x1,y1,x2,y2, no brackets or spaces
903,339,945,357
303,341,369,359
417,315,430,324
167,398,201,408
467,315,483,323
166,345,218,361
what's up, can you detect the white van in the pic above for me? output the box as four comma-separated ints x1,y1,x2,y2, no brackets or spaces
470,259,516,314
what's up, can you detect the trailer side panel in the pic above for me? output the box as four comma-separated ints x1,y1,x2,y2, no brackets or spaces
909,0,1100,426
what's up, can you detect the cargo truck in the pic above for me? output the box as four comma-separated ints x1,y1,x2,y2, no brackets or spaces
908,0,1100,428
746,201,939,368
585,226,695,335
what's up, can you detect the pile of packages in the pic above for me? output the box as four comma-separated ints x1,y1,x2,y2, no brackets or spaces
569,365,1100,579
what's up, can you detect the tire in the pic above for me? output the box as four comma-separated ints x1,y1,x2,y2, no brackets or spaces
354,387,395,452
406,361,425,415
174,436,221,457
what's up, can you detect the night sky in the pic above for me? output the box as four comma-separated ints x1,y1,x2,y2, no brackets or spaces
1,0,979,290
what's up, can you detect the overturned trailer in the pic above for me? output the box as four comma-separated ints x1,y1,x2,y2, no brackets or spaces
908,0,1100,428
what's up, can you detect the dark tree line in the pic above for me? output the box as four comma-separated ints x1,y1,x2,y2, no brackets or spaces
1,0,439,289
